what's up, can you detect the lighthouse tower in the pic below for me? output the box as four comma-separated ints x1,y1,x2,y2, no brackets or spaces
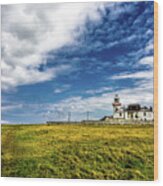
112,94,122,114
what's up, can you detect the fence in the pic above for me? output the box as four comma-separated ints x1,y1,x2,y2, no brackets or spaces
47,119,154,125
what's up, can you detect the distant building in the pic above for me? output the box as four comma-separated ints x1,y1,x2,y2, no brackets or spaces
100,116,113,121
112,94,154,121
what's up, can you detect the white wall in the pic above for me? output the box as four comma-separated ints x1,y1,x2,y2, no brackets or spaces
118,111,154,121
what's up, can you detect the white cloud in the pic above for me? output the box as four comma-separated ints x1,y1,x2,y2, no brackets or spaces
54,89,65,94
54,84,71,94
109,3,134,20
1,3,105,91
138,56,154,67
85,87,112,95
1,62,70,90
1,120,10,124
145,43,153,52
145,39,154,53
1,103,23,111
111,71,153,80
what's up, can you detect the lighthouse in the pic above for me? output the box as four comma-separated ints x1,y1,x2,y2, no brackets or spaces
112,94,124,119
112,94,122,113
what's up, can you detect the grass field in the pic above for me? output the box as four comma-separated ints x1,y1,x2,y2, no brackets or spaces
1,124,154,180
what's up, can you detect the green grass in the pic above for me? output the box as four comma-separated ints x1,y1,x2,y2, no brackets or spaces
1,124,154,180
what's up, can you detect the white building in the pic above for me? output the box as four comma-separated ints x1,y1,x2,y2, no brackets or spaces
112,94,154,121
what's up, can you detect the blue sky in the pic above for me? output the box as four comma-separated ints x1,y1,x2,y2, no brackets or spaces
1,1,154,123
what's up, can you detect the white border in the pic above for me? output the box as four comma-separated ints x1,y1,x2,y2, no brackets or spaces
0,0,163,186
0,0,159,4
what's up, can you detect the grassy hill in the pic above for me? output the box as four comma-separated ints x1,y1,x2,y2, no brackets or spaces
1,124,154,180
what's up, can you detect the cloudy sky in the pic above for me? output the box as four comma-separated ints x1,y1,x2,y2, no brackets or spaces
1,1,154,123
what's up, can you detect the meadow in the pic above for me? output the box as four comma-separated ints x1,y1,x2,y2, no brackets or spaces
1,123,154,180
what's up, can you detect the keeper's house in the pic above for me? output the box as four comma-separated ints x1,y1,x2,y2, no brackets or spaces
111,94,154,121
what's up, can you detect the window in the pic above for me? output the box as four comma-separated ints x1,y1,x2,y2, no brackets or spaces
144,112,146,116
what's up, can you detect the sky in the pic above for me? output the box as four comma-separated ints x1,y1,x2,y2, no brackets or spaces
1,1,154,123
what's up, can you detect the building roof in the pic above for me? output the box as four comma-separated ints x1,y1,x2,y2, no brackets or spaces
126,104,141,111
100,116,113,121
125,104,153,112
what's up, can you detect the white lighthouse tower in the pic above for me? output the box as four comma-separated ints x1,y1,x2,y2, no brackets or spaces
112,94,123,118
